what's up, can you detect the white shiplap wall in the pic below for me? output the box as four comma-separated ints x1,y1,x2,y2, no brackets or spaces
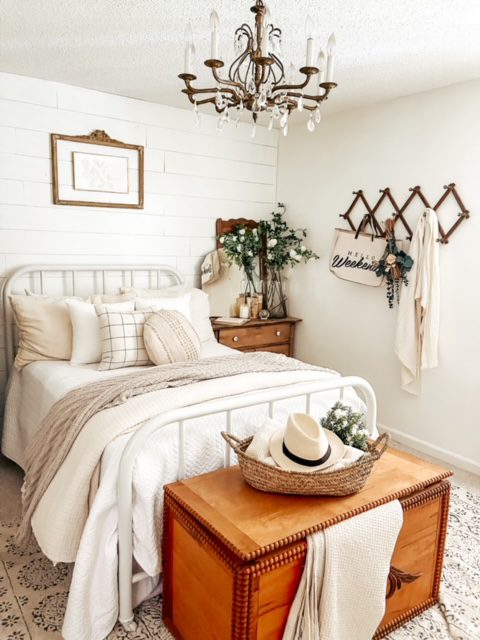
0,71,278,403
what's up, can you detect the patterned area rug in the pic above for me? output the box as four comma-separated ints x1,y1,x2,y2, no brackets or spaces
0,458,478,639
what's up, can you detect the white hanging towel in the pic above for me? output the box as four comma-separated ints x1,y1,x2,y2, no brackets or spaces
283,499,404,640
395,208,440,394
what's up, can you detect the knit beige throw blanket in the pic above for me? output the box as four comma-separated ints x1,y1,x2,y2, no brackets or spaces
17,352,327,547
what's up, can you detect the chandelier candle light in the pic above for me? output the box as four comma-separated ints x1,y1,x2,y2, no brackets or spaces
179,0,337,136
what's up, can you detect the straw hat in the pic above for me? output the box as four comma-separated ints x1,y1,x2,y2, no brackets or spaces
269,413,345,472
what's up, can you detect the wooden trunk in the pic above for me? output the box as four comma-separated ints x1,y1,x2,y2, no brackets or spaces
163,448,452,640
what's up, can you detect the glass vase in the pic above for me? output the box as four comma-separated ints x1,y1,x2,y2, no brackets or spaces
242,268,258,298
267,269,288,318
238,269,264,319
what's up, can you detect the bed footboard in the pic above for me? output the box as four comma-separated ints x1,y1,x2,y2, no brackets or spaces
117,376,377,630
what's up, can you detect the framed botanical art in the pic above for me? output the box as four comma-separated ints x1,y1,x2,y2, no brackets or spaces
51,129,144,208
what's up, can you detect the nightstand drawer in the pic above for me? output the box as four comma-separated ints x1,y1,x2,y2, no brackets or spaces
217,323,291,349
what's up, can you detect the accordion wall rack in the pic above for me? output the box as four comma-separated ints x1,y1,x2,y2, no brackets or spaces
340,183,470,244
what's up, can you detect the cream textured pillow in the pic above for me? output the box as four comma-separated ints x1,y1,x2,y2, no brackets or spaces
68,299,135,365
122,287,215,344
10,295,73,369
96,307,153,371
25,290,83,301
144,310,201,365
135,293,192,321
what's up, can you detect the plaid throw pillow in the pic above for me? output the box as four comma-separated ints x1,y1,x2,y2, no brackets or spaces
96,307,153,371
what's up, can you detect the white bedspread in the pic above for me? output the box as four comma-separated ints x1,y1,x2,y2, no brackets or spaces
2,340,234,468
2,346,367,640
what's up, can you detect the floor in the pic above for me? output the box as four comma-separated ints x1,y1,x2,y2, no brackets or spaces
0,448,479,640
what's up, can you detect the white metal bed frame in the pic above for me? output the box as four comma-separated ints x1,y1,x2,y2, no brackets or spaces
1,264,378,633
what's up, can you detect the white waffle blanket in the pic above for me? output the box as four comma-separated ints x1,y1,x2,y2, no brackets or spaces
283,500,404,640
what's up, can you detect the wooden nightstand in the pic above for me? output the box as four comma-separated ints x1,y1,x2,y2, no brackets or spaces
211,317,301,357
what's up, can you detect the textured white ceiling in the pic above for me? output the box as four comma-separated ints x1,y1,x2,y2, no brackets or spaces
1,0,480,119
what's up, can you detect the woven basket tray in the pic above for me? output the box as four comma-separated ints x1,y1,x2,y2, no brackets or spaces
221,431,390,497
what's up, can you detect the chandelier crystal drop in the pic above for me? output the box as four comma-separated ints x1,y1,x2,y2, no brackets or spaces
179,0,337,133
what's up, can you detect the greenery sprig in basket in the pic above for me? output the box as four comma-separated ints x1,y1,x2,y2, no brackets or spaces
375,219,414,308
321,401,370,451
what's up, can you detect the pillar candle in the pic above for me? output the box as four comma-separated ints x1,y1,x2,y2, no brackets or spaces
184,44,192,74
210,9,220,59
306,38,314,66
326,33,336,82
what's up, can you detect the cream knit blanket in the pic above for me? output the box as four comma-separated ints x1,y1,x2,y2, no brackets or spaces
17,352,326,547
283,500,404,640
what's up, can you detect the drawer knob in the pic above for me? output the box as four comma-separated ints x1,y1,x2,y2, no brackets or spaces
233,336,239,343
275,330,282,337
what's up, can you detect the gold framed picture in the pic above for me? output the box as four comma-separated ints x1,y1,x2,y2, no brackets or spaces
51,129,144,209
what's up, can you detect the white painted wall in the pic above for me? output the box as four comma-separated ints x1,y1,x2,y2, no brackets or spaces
277,79,480,473
0,72,278,403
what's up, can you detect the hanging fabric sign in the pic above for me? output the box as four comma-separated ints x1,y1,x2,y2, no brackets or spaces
329,229,386,287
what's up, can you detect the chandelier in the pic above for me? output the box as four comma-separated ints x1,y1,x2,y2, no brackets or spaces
179,0,337,136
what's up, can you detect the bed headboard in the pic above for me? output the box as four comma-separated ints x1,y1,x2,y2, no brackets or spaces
2,264,184,375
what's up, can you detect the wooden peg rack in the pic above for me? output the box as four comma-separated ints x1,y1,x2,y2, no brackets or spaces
340,183,470,244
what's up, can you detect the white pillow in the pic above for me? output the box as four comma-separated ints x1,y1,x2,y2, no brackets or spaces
189,288,216,344
67,299,135,365
124,287,215,344
135,293,192,321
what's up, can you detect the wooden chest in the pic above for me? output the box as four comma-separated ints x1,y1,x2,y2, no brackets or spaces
163,448,452,640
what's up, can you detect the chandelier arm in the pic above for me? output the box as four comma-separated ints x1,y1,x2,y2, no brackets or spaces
182,81,239,98
272,76,312,93
189,95,240,113
291,86,335,106
181,92,223,110
305,83,337,102
301,94,326,104
191,97,217,107
265,97,294,109
236,23,254,40
229,49,254,84
183,88,241,113
244,56,255,88
181,85,217,96
302,97,323,104
269,54,285,82
284,90,308,98
211,66,245,91
261,60,279,86
269,66,278,85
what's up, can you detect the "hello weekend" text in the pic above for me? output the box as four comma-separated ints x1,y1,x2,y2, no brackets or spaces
331,251,378,272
